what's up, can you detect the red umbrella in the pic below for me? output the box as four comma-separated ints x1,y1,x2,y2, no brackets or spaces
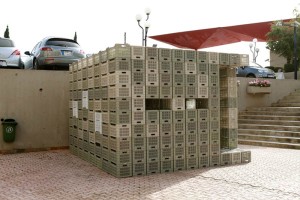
149,19,291,50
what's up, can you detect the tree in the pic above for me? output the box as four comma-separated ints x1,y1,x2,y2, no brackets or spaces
74,32,77,42
266,17,300,64
4,25,9,38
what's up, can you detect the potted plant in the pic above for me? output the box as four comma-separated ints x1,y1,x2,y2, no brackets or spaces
247,79,271,94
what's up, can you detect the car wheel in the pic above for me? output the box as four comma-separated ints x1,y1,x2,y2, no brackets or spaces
246,74,256,78
33,59,40,70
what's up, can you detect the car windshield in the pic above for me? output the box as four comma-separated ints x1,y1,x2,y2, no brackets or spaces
45,38,80,48
0,39,15,47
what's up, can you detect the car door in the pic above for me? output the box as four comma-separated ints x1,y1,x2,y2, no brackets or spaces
23,42,41,69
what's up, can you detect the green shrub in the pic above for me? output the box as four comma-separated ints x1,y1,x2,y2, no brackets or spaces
284,63,296,72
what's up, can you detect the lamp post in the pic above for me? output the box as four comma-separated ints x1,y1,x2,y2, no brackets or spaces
249,38,259,63
135,8,151,47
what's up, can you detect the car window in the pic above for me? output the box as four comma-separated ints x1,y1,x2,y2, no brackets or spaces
32,42,41,54
45,38,80,48
0,39,15,47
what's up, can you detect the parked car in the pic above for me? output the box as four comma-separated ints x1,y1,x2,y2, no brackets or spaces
236,64,276,78
24,36,86,70
0,37,23,69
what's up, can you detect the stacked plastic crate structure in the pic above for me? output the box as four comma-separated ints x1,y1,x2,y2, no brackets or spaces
69,44,251,178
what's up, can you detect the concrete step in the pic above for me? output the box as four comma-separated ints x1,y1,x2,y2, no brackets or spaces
239,111,300,116
271,102,300,107
238,129,300,138
238,119,300,126
238,124,300,132
282,95,300,100
245,107,300,112
239,115,300,121
238,139,300,149
238,134,300,144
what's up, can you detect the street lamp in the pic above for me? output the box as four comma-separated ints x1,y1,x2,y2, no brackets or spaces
135,8,151,47
249,38,259,63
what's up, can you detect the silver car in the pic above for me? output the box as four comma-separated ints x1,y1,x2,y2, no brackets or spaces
0,37,23,69
236,65,276,78
24,37,86,70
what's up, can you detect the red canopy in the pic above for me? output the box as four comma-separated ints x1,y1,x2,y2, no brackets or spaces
149,19,291,50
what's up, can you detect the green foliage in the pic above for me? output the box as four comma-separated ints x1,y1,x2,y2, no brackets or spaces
4,25,9,38
266,19,300,64
284,63,295,72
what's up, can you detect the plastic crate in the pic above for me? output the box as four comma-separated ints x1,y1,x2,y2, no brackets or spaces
107,44,131,60
132,137,146,151
132,59,145,72
209,86,220,98
173,74,185,86
132,124,146,137
210,120,220,130
131,46,145,60
132,98,145,111
101,75,108,87
220,128,238,140
161,160,174,173
159,110,172,123
102,123,109,136
186,157,199,170
102,146,109,160
132,111,145,124
210,154,220,167
159,86,172,98
160,123,172,135
185,86,197,98
159,61,172,73
133,150,146,163
146,73,159,86
210,109,220,121
109,98,131,111
100,62,108,75
82,79,88,90
146,124,160,137
110,162,132,178
199,144,209,156
132,85,145,98
109,149,132,165
186,110,197,122
174,134,185,147
101,134,109,148
209,97,220,108
132,71,145,85
145,60,159,72
197,63,209,75
186,121,197,134
146,47,159,60
146,86,159,98
159,48,172,61
199,155,209,168
210,130,220,141
108,85,131,98
160,148,174,161
185,62,197,74
172,98,185,110
173,110,185,123
109,136,132,151
173,61,185,73
133,162,146,176
241,150,251,163
101,99,109,111
186,145,198,156
198,132,208,145
147,136,160,150
109,111,131,124
108,58,131,73
185,74,197,86
221,138,238,149
230,150,242,164
108,71,131,86
173,86,185,98
209,75,219,87
185,50,197,62
160,73,172,86
147,161,160,174
220,87,238,98
220,151,232,166
174,146,185,160
147,149,160,162
219,67,236,78
186,133,197,146
94,65,101,77
173,123,185,134
146,110,159,124
160,135,173,148
102,158,110,173
172,49,184,61
197,51,208,63
208,52,219,64
88,67,94,78
210,142,220,154
219,53,230,66
109,124,131,138
174,159,186,171
198,75,208,87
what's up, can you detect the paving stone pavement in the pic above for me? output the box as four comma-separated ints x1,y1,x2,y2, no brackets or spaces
0,145,299,200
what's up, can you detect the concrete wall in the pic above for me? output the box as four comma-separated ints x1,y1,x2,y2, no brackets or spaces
1,69,300,153
0,69,69,152
237,77,300,111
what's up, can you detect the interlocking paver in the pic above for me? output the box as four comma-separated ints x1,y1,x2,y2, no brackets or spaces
0,145,299,200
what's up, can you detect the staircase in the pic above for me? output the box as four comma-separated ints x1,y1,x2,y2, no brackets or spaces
238,89,300,149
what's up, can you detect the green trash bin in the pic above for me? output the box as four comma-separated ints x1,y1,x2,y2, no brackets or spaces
2,119,18,143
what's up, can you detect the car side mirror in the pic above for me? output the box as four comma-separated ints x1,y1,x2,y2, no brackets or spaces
24,51,31,56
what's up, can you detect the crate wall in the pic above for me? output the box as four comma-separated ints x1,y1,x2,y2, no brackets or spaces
69,44,251,178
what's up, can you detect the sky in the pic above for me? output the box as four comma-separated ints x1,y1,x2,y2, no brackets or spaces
1,0,299,66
